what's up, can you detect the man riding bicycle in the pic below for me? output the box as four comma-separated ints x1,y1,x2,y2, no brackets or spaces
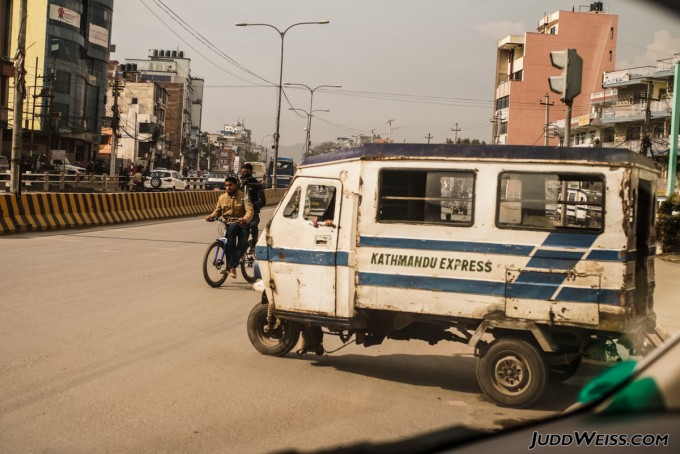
204,176,253,278
239,163,266,245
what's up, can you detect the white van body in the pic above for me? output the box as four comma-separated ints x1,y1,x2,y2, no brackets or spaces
250,144,665,407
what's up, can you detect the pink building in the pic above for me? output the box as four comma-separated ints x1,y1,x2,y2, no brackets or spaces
493,3,618,146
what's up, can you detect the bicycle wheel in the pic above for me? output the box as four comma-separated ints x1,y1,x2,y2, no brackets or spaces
240,245,258,283
203,240,228,287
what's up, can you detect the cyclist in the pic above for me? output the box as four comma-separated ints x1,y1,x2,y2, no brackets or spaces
204,176,253,278
239,163,266,245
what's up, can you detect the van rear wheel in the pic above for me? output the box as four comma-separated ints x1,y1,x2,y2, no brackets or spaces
247,303,300,356
477,338,547,408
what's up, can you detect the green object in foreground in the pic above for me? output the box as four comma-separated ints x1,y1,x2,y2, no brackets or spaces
579,361,637,405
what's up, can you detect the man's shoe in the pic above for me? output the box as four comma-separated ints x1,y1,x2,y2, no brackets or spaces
228,268,237,278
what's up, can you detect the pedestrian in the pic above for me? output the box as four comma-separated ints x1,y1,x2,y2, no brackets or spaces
239,163,266,244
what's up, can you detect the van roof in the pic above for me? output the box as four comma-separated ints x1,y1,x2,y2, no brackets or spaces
301,143,657,169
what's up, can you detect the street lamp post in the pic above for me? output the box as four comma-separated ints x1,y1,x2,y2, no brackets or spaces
284,83,341,157
288,107,330,156
236,20,329,188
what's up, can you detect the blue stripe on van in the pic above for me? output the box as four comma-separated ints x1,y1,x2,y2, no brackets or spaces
255,246,349,266
358,272,620,305
526,249,585,270
359,236,534,256
358,272,506,296
585,249,625,261
556,287,622,305
541,232,598,249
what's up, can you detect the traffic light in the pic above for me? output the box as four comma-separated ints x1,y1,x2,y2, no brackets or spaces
549,49,583,102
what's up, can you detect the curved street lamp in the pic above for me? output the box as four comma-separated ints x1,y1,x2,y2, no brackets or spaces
288,107,330,156
284,83,341,156
236,20,329,187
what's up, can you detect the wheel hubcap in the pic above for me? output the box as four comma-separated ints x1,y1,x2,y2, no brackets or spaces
494,355,529,393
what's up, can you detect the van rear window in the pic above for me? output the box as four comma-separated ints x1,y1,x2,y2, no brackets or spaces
497,172,604,231
378,170,474,225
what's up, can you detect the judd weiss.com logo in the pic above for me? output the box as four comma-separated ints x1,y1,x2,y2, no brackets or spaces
528,431,669,450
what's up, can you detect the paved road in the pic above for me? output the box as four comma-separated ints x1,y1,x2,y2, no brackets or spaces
1,209,678,453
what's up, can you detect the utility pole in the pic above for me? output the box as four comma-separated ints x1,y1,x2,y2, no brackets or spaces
425,133,433,144
491,113,501,145
667,61,679,195
10,0,28,195
540,93,555,146
109,77,123,175
642,81,653,156
450,123,461,144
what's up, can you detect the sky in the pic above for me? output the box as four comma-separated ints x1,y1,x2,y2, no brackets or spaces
110,0,680,156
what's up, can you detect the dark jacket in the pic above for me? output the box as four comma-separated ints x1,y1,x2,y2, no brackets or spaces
240,176,266,213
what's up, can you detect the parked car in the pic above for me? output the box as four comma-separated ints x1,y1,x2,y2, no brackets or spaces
204,170,231,191
144,170,186,191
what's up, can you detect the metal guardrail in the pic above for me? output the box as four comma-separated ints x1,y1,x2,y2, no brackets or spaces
1,172,208,193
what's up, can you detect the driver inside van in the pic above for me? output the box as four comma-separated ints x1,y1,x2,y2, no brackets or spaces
312,191,336,227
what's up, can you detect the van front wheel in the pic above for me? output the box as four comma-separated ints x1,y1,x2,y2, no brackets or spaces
477,338,547,408
247,303,300,356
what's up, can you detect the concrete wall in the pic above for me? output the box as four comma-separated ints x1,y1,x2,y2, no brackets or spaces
0,189,286,235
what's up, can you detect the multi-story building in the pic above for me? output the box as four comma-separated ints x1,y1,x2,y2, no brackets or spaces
103,61,168,169
4,0,113,166
564,56,678,150
493,2,617,146
123,49,204,168
564,54,679,186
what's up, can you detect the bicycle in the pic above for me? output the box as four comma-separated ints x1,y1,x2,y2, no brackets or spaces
203,217,258,287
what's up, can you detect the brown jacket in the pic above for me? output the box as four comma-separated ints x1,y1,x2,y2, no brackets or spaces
208,190,254,223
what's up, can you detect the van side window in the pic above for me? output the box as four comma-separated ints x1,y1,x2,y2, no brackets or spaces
378,170,474,225
497,173,604,231
304,185,335,220
283,187,301,219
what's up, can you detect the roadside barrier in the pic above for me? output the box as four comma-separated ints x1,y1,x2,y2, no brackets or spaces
0,188,287,235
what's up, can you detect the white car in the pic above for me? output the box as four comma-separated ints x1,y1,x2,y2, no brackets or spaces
144,170,187,191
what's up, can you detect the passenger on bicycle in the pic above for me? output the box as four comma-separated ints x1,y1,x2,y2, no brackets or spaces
204,176,253,278
239,163,266,245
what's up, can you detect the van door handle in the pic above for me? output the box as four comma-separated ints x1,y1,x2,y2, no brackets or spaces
315,235,331,245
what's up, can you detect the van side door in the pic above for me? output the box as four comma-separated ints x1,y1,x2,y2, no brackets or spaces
265,177,342,315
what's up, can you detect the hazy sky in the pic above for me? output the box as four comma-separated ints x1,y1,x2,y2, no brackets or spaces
110,0,680,152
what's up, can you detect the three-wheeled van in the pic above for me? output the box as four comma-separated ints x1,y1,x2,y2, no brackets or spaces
249,144,667,408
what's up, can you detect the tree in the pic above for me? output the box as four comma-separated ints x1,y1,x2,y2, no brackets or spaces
446,137,486,145
308,141,338,156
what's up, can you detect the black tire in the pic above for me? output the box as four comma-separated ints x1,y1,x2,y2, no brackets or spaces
548,357,582,383
240,246,257,283
477,338,547,408
247,302,300,356
150,176,161,188
203,241,228,287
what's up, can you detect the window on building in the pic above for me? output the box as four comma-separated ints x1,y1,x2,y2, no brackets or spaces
54,70,71,94
499,122,508,135
51,103,69,129
610,27,614,39
603,129,615,143
131,97,138,104
511,70,523,81
378,170,475,226
626,126,641,141
497,173,604,231
495,96,509,110
609,50,613,62
550,26,556,34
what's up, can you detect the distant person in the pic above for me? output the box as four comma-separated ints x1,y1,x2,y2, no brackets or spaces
239,163,266,244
